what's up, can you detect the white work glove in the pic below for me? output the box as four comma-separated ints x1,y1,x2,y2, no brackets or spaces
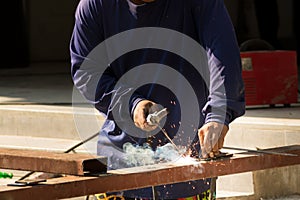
133,100,158,132
198,122,229,158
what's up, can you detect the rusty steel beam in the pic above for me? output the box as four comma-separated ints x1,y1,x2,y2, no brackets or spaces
0,148,107,175
0,145,299,200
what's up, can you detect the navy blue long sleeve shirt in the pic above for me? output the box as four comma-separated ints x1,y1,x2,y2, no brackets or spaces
70,0,245,198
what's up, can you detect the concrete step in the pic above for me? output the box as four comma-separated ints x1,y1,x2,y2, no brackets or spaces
226,104,300,150
218,104,300,200
0,135,95,153
1,103,299,150
0,104,104,140
1,103,299,140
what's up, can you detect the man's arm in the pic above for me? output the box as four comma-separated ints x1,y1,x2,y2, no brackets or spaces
194,0,245,125
193,0,245,157
70,0,143,121
70,0,110,112
70,0,157,132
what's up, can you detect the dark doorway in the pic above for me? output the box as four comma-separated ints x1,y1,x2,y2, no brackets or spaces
1,0,29,68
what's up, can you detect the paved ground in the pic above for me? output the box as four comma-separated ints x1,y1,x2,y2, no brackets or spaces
0,62,73,104
0,61,299,109
1,62,300,104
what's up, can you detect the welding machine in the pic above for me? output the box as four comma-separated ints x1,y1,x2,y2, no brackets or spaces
240,50,298,106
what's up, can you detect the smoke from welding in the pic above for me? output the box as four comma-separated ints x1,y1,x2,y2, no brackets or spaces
123,142,189,167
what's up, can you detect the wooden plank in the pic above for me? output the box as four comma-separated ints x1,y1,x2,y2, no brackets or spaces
0,145,299,200
0,148,107,175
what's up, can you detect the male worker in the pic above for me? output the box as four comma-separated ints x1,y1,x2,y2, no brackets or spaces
70,0,245,199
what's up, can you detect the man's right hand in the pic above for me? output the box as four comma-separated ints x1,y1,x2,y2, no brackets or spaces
133,100,158,132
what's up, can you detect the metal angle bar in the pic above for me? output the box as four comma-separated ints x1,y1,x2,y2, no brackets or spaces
0,148,107,176
222,146,298,157
19,132,100,180
0,145,299,200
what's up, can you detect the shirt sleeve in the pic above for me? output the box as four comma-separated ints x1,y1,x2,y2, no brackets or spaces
70,0,141,118
192,0,246,125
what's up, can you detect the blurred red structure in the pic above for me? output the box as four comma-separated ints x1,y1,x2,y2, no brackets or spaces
241,51,298,106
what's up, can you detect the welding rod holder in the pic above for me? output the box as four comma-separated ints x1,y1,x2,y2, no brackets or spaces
146,108,168,125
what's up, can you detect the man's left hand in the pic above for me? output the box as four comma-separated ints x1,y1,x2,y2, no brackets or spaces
198,122,229,158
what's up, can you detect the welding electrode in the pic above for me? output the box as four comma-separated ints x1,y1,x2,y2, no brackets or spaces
146,108,183,154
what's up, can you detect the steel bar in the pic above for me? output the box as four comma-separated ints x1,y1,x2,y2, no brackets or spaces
0,145,299,200
0,148,107,176
64,132,100,154
222,146,298,157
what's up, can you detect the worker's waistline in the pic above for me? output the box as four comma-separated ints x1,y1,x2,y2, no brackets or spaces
95,189,213,200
